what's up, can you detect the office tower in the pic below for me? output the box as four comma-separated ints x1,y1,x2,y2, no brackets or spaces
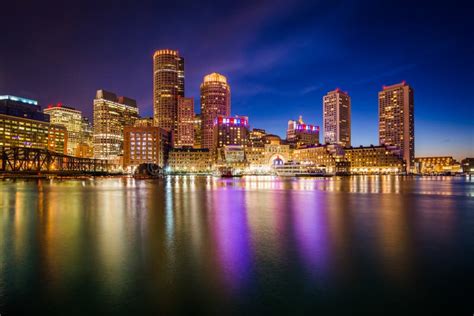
200,73,231,149
153,49,184,133
213,115,249,149
286,116,319,148
176,96,194,147
44,103,83,155
193,114,202,149
323,88,351,147
378,81,414,173
75,117,93,158
93,90,139,159
0,95,67,154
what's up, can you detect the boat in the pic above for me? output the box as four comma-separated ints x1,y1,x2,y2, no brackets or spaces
213,166,243,178
274,162,328,177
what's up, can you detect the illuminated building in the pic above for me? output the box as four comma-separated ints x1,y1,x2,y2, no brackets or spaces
176,97,194,147
134,117,154,127
123,124,170,169
344,145,404,174
249,128,267,148
287,116,319,148
200,73,231,149
293,145,345,174
167,148,212,173
75,117,93,158
193,114,202,148
0,95,67,154
461,158,474,174
213,115,249,150
415,156,461,174
153,49,184,133
379,81,415,173
323,88,351,146
93,89,139,159
43,103,83,155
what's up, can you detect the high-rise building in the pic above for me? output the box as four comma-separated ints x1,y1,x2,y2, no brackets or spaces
286,116,319,148
200,73,231,149
44,103,83,155
93,90,139,159
0,95,67,154
176,97,194,147
323,88,351,147
75,117,93,158
213,115,249,150
193,114,202,149
378,81,414,173
123,124,170,169
153,49,184,133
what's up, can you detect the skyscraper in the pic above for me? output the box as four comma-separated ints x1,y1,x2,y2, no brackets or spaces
153,49,184,134
323,88,351,147
200,73,230,149
176,96,194,148
378,81,415,173
93,90,139,160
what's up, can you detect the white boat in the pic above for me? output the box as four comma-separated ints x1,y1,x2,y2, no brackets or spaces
274,162,328,177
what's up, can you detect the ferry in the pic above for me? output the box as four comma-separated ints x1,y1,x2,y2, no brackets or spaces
273,162,328,177
213,166,243,178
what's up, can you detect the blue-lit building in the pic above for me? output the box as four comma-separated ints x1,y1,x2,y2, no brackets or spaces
0,95,50,122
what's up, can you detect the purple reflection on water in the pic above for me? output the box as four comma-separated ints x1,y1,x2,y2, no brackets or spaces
211,181,253,292
291,189,331,279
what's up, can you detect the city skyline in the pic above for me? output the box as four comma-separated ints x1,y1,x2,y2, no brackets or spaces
1,0,473,159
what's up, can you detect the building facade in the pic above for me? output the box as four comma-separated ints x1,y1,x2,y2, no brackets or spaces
344,145,404,174
123,125,170,169
379,81,415,173
176,97,194,147
153,49,184,133
213,115,249,150
200,73,231,149
415,156,461,174
43,103,83,156
193,114,202,149
167,148,212,173
287,116,320,148
0,95,67,154
93,90,139,159
323,88,351,147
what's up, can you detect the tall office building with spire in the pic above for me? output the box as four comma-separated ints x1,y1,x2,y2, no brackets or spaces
323,88,351,147
378,81,415,173
200,73,231,149
153,49,184,134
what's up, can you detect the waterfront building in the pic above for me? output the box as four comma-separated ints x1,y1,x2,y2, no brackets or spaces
379,81,415,173
415,156,461,174
175,97,194,147
75,117,93,158
153,49,184,133
0,95,67,154
344,145,404,174
323,88,351,147
193,114,202,148
43,103,82,155
200,73,231,149
213,115,249,151
123,124,170,170
93,90,139,159
292,144,344,174
461,158,474,174
167,148,212,173
287,116,320,148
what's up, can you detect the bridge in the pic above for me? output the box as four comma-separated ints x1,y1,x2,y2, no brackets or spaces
0,146,118,175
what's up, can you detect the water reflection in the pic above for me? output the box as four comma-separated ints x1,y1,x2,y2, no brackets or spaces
0,176,473,314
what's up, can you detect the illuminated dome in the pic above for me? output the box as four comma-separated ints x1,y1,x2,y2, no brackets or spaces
203,72,227,84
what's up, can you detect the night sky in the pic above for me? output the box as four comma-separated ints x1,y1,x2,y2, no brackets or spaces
1,0,473,158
